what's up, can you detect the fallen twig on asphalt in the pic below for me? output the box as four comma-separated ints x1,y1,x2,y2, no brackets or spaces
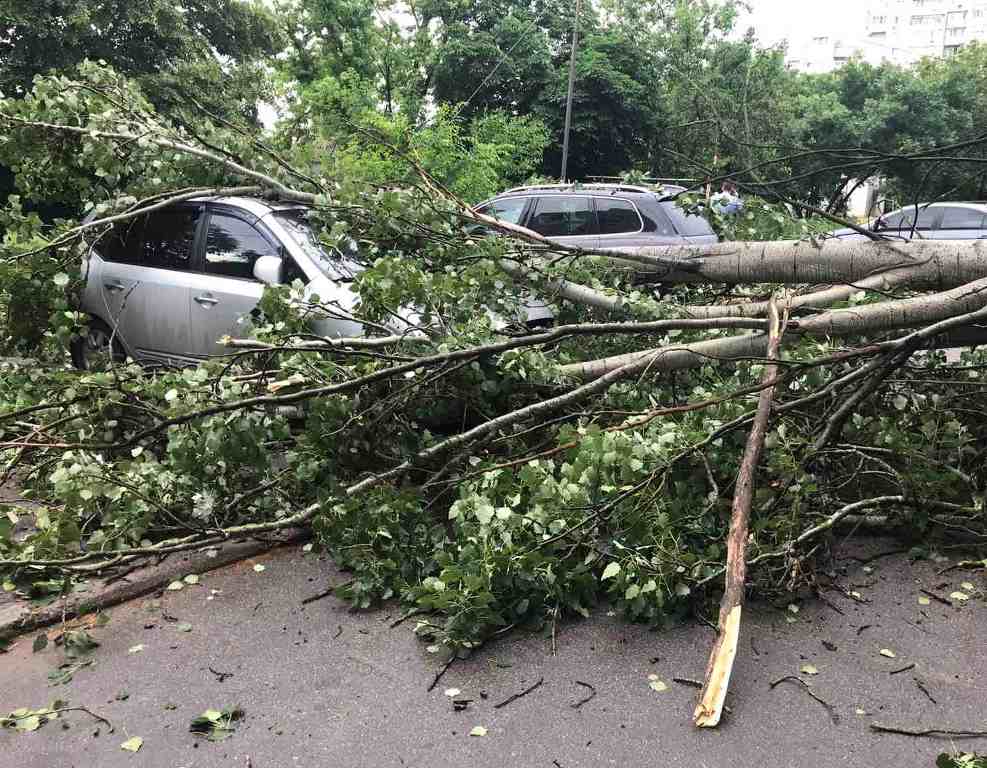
673,678,704,689
493,677,544,709
913,677,937,704
300,587,336,605
208,666,234,683
889,663,916,676
571,680,597,709
390,609,425,628
769,675,840,724
870,723,987,738
427,657,456,692
920,589,952,606
4,705,115,733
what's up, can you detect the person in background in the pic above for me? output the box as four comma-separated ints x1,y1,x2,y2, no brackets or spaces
711,180,744,216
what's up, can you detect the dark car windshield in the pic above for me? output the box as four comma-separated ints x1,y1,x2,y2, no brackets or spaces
659,201,715,237
273,210,362,281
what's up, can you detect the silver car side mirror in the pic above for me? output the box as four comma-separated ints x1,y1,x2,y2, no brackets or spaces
253,255,283,285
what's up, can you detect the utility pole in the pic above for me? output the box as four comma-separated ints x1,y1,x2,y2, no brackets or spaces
560,0,580,181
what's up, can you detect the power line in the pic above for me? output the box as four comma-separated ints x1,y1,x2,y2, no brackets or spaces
460,13,543,112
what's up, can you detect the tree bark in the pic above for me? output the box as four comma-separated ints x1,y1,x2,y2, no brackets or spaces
605,239,987,289
563,275,987,380
694,299,784,728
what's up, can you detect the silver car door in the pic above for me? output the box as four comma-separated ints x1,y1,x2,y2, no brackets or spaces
118,207,201,364
91,215,148,355
188,210,276,358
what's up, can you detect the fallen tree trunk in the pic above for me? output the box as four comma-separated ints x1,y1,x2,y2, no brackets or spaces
562,275,987,380
606,238,987,288
694,299,784,728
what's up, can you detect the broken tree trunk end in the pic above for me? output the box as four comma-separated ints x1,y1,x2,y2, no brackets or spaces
694,298,785,728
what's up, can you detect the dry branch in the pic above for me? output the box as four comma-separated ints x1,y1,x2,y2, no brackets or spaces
694,299,784,728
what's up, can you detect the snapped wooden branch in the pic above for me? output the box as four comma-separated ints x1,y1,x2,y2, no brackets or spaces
694,298,785,728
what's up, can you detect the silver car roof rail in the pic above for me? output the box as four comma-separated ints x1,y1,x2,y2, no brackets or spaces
504,183,661,195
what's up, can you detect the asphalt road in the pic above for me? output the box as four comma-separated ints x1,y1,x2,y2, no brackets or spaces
1,541,985,768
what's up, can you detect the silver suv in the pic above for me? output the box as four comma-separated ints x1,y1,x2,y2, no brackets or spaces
74,196,366,368
475,183,717,249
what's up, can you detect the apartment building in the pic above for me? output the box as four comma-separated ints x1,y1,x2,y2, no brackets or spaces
786,0,987,72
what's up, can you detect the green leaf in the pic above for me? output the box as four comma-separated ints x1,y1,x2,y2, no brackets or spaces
18,715,41,732
176,623,193,633
120,736,143,752
469,725,487,737
601,562,621,581
32,633,48,653
624,584,640,600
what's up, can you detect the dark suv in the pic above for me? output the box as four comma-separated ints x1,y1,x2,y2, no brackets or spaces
475,183,717,249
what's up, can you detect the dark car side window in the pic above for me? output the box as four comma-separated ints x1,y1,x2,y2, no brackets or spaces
527,196,596,237
940,207,987,230
142,208,200,270
97,208,200,267
204,214,279,280
596,198,642,235
97,215,147,264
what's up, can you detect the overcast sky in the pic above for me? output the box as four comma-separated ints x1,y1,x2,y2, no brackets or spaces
736,0,869,48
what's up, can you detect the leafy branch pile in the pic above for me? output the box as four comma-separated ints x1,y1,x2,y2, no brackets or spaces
1,65,986,656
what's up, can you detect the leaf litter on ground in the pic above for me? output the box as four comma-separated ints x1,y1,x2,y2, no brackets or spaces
189,706,244,741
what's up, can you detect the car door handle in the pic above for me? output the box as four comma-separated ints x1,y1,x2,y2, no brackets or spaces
103,281,125,292
194,295,219,306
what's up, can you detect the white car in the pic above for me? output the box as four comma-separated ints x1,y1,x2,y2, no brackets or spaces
830,201,987,241
73,196,374,368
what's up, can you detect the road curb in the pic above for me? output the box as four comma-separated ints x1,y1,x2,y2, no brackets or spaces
0,529,309,640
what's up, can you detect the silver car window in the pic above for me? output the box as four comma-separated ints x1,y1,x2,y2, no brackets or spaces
142,208,199,270
940,207,987,229
882,206,937,230
204,214,278,280
528,196,595,237
596,198,642,235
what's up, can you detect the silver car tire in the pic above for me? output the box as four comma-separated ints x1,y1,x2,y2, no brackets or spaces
71,320,124,371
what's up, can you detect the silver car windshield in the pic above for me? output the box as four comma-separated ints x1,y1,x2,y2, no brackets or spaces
274,211,362,282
